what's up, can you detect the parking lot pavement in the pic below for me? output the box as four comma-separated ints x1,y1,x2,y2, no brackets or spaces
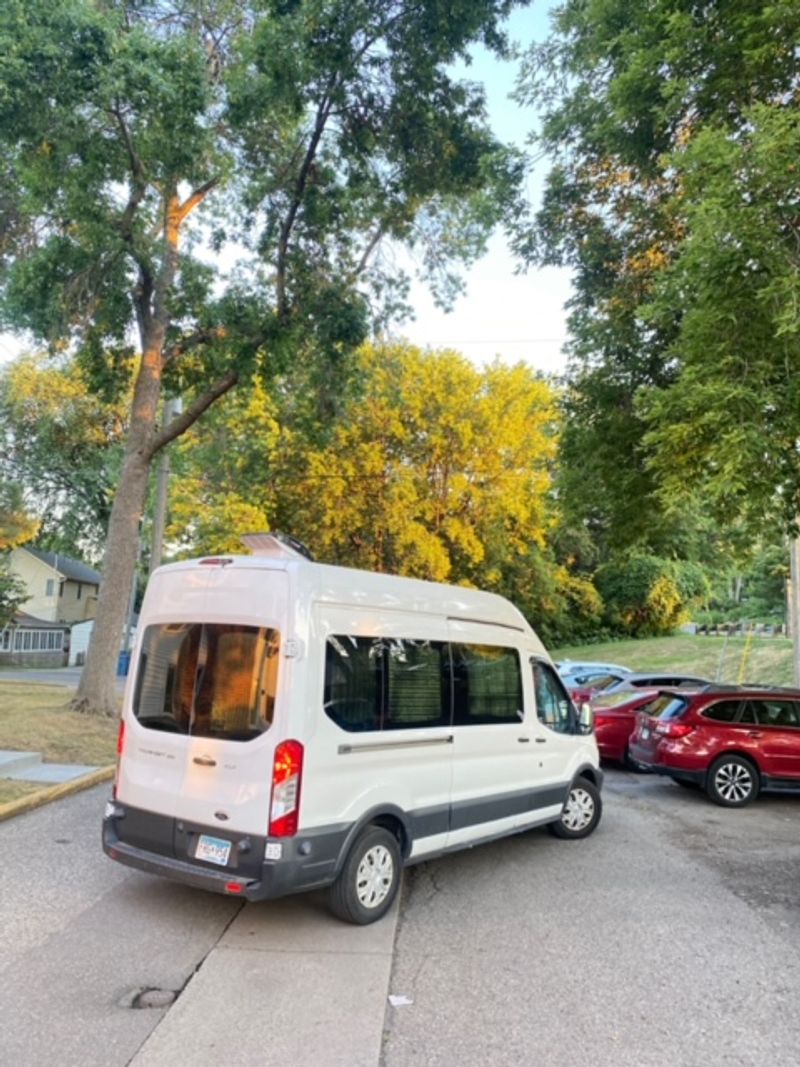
3,770,798,1067
381,769,800,1067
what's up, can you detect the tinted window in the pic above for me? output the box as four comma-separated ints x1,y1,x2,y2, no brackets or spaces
324,635,383,731
452,644,522,726
647,695,690,720
533,661,573,734
134,623,279,740
324,636,449,732
701,701,742,723
385,639,450,730
753,700,800,728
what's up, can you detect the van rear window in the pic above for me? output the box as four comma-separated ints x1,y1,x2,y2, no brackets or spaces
133,623,280,740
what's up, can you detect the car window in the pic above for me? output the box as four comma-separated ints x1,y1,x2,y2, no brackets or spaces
753,700,800,728
738,703,757,724
533,661,574,734
646,694,690,720
701,701,742,723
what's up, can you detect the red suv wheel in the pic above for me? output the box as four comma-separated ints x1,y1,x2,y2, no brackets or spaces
706,754,759,807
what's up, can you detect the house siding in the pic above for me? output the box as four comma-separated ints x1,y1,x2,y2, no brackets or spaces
8,551,59,622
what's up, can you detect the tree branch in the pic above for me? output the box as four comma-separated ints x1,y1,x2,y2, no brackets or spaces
177,178,220,224
146,369,240,459
276,91,336,314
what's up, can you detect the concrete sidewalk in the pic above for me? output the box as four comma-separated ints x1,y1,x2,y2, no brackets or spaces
130,893,400,1067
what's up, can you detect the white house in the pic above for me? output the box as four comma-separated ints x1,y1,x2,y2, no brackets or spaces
2,547,103,667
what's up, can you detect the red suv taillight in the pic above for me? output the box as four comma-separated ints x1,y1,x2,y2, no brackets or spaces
112,720,126,799
654,721,695,739
269,740,304,837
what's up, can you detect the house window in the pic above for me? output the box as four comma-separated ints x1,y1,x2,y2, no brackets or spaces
46,579,55,597
76,583,82,600
11,629,64,653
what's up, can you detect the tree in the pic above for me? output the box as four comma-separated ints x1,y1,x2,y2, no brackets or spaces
0,0,528,714
639,106,800,530
0,480,38,627
0,354,128,558
166,341,603,638
516,0,800,548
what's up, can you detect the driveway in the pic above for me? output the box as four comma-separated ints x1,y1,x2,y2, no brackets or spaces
2,769,799,1065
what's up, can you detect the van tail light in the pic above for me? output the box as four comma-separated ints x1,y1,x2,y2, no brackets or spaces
112,720,126,799
655,722,695,739
593,715,611,728
269,740,304,837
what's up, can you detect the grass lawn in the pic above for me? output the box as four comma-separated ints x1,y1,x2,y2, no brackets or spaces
552,633,795,687
0,682,118,805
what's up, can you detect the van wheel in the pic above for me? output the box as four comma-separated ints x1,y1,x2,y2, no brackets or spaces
549,778,602,839
328,826,402,925
706,755,759,807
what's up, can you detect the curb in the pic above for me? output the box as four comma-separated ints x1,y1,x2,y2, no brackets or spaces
0,765,115,823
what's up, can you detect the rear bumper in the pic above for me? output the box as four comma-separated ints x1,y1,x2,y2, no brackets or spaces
102,801,348,902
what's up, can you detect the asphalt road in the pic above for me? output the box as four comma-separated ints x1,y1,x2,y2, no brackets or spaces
1,772,798,1066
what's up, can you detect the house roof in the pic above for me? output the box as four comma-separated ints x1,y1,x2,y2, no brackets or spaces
13,611,68,630
23,547,102,586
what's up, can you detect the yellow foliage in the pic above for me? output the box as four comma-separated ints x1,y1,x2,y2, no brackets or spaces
280,342,559,581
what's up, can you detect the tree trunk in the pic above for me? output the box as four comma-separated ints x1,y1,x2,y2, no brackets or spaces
72,340,164,716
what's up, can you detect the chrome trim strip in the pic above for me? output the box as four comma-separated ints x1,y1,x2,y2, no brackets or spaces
338,735,454,755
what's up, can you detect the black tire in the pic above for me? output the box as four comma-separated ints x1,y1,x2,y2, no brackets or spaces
549,777,602,839
705,754,759,808
328,825,402,925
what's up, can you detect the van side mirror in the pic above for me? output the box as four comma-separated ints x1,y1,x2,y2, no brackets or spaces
577,702,594,735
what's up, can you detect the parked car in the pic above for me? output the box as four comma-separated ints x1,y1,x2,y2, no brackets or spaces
557,660,631,679
591,688,664,767
601,672,712,696
629,685,800,807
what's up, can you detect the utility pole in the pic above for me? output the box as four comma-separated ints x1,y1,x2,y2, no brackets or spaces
790,536,800,687
149,397,181,577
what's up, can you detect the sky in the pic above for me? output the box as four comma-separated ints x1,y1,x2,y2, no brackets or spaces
0,4,571,375
395,4,573,377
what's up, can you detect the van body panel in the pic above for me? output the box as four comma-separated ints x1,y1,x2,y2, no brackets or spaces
302,605,454,859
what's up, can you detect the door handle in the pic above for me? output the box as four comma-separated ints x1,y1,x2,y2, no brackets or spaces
193,756,217,767
534,738,547,744
746,731,763,738
518,737,530,744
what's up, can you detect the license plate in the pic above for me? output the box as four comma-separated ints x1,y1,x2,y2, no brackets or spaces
196,834,231,866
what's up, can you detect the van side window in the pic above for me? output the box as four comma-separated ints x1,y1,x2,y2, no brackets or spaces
324,636,450,732
385,639,450,730
533,661,573,734
452,644,522,726
324,636,383,731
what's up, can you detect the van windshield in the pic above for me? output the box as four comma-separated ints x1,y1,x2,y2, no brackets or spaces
133,623,280,740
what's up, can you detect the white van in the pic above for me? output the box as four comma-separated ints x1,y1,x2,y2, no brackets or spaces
103,535,602,924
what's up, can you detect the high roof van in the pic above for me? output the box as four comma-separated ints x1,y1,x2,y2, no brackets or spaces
103,535,602,924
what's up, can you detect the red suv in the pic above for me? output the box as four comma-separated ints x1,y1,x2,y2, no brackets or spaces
628,686,800,807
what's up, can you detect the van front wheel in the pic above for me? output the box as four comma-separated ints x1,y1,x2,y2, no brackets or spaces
328,826,402,925
549,778,602,840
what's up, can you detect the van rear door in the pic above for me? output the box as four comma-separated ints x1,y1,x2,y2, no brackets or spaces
120,565,289,852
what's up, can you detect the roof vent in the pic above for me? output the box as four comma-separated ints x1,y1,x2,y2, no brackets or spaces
240,532,315,562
